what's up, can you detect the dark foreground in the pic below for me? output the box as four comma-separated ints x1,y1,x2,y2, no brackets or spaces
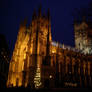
1,88,92,92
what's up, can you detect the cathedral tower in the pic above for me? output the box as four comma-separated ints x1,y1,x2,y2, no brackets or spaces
74,18,92,54
7,7,52,88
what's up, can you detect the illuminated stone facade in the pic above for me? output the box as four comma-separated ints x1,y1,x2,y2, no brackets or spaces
7,7,53,88
74,20,92,54
7,7,92,88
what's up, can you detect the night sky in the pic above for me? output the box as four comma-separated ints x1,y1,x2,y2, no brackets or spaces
0,0,91,55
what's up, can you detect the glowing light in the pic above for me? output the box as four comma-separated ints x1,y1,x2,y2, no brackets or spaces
64,82,77,87
49,75,52,78
52,50,56,53
52,41,58,46
34,67,42,88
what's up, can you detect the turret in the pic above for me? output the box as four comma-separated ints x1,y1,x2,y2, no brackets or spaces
82,16,86,22
20,18,27,27
38,5,42,17
46,24,50,56
32,9,37,20
43,12,46,18
47,8,50,21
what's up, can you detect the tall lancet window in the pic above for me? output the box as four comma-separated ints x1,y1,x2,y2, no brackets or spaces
24,53,26,60
24,48,26,60
22,61,24,71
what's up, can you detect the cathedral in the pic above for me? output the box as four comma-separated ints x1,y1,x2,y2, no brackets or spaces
7,7,92,88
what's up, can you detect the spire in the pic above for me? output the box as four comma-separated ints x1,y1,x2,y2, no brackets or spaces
47,8,50,21
38,4,42,17
32,9,37,20
20,18,27,27
82,16,86,22
35,20,39,55
45,24,50,66
43,12,46,18
74,18,77,25
46,24,50,56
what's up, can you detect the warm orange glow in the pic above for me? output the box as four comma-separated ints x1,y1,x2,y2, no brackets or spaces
34,67,42,88
88,62,90,75
7,8,92,88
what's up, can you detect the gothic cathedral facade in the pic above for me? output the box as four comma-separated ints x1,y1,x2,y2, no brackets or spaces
7,7,92,88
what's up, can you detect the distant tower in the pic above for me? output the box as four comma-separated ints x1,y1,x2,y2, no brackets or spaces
74,17,92,54
7,6,52,88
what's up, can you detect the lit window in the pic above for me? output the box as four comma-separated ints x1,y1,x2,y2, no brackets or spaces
49,75,52,78
24,53,26,59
